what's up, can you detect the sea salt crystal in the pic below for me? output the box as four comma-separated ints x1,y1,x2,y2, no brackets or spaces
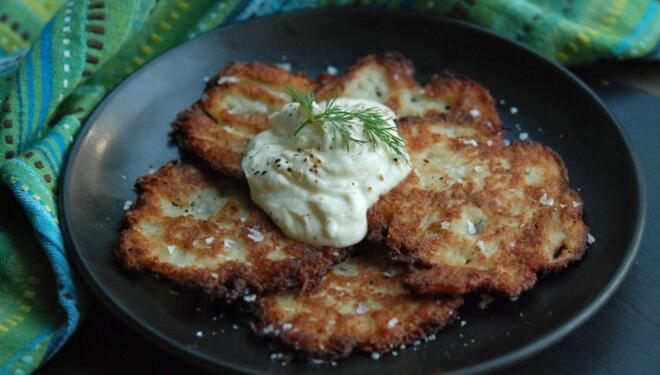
217,76,240,85
519,132,529,141
510,106,519,114
371,352,381,360
441,221,451,229
572,200,582,208
503,139,511,146
469,108,481,118
356,303,369,314
196,331,203,338
466,219,477,235
232,324,239,330
587,233,596,244
460,320,467,327
382,270,398,277
326,65,338,75
282,323,293,331
486,140,494,146
263,324,275,334
123,200,132,211
166,245,176,254
474,165,484,173
479,294,495,309
462,139,478,147
224,238,236,248
539,192,554,206
243,294,256,302
247,227,264,242
205,237,215,245
277,63,292,70
387,318,399,329
121,174,127,180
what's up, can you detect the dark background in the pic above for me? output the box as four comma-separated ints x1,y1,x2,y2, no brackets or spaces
37,62,659,374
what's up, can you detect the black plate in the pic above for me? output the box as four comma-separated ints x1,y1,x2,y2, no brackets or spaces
60,7,645,375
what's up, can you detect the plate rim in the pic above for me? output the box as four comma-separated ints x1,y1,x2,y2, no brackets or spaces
59,6,647,375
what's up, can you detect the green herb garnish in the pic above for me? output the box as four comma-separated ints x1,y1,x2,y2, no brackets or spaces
285,86,410,165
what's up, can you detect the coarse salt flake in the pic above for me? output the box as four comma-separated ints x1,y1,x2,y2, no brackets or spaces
247,227,264,242
356,303,368,314
224,238,236,248
277,63,291,70
539,192,554,206
441,221,451,229
387,318,399,329
205,237,215,245
196,331,203,338
519,132,529,141
326,65,338,75
462,139,478,147
587,233,596,244
371,352,381,360
166,245,175,254
510,106,518,114
466,219,477,235
469,108,481,118
474,165,484,173
282,323,293,331
217,76,240,85
123,200,132,210
243,294,256,302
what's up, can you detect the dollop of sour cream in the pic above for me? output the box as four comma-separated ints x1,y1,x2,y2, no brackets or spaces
241,98,411,247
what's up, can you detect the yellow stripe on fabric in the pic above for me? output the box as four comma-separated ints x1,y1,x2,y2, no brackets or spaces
0,23,29,52
19,0,55,20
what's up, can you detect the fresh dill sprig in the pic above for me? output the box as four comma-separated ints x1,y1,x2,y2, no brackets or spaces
284,86,410,165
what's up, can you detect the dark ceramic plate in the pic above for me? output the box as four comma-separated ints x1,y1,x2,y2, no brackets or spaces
60,7,645,375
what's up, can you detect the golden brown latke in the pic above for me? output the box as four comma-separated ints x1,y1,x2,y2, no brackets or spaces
316,54,501,131
116,161,348,300
172,62,316,178
246,249,463,360
367,115,589,297
173,54,501,179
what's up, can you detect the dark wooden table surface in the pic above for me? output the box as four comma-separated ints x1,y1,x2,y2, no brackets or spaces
37,62,660,374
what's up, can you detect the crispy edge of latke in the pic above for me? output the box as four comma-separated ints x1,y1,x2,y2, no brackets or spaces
240,252,463,360
116,161,350,300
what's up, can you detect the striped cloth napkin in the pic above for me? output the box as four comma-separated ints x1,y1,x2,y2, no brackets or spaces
1,1,657,373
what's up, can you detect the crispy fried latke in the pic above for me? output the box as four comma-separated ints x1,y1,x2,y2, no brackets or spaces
117,161,348,300
172,62,316,178
246,249,462,359
367,115,589,297
316,53,501,131
173,54,501,179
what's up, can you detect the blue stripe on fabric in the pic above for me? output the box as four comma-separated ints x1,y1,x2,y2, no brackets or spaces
613,1,659,54
51,131,66,154
37,22,54,128
36,143,59,172
0,321,57,375
25,52,35,143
